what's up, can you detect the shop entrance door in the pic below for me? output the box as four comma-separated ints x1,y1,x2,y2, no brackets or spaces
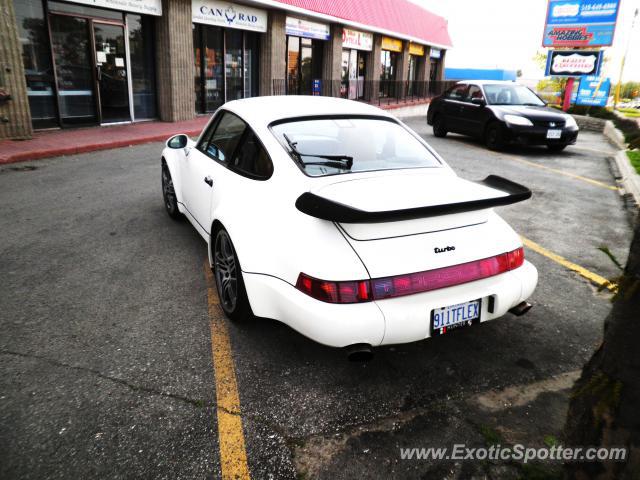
93,22,131,123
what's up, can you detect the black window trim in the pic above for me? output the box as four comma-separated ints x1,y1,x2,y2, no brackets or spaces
197,109,274,181
268,113,443,178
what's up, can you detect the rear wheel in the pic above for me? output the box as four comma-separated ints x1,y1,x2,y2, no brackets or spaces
547,144,567,152
485,123,505,151
161,162,181,219
432,115,448,138
213,228,252,322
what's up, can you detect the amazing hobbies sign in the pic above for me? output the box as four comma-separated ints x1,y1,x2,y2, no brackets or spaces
543,0,620,47
545,50,603,77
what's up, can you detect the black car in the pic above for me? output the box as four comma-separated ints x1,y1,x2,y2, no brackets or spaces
427,81,579,151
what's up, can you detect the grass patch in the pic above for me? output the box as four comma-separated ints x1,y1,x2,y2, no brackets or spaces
628,150,640,175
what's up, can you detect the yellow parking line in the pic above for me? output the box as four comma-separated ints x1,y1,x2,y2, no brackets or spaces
508,156,618,191
205,264,251,480
521,237,617,292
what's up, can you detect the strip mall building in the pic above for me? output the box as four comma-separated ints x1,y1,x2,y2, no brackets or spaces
0,0,452,139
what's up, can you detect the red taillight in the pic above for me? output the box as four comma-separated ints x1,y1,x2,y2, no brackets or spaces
296,247,524,303
295,273,371,304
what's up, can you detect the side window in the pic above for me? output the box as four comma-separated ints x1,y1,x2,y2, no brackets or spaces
466,85,484,102
446,84,468,100
199,111,246,163
231,131,274,180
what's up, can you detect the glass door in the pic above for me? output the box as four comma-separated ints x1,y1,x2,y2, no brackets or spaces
49,14,97,126
93,22,131,123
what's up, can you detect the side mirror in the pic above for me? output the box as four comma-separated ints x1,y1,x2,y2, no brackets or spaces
471,97,486,106
167,134,188,149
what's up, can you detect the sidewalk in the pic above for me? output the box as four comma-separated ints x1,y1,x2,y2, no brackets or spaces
0,99,429,165
0,117,210,165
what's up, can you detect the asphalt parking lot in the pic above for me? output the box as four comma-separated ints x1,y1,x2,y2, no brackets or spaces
0,118,635,479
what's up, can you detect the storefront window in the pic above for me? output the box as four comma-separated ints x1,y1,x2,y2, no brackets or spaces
286,36,324,95
13,0,57,128
128,14,156,119
49,14,97,125
244,33,259,99
193,24,260,114
225,29,243,102
380,50,399,98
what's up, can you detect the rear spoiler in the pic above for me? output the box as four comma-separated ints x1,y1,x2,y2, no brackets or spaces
295,175,532,224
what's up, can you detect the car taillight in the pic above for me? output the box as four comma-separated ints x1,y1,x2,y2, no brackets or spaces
296,273,371,304
296,247,524,304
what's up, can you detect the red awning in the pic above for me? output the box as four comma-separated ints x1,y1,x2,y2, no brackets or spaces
272,0,452,48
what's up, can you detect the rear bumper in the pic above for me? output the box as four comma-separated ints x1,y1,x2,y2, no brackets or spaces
243,260,538,348
504,126,579,146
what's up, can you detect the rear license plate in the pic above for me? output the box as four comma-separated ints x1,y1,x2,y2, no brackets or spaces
431,299,481,336
546,129,562,139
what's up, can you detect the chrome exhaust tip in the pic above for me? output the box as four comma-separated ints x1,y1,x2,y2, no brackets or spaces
345,343,373,362
509,301,532,316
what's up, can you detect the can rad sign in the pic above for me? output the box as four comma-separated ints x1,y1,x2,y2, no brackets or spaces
545,50,603,76
66,0,162,15
575,76,611,106
193,0,267,32
543,0,620,46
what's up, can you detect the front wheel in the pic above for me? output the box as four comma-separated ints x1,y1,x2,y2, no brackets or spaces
213,228,252,322
432,116,448,138
547,144,567,152
485,123,505,151
161,163,181,219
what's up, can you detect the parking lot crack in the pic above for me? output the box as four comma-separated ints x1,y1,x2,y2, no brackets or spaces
0,349,206,408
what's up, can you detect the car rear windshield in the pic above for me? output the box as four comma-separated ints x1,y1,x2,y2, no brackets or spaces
271,117,442,177
483,84,545,106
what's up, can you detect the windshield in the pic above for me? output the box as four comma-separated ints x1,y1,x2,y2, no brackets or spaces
271,117,441,177
483,84,545,106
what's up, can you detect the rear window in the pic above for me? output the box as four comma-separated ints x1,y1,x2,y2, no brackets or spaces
271,117,441,177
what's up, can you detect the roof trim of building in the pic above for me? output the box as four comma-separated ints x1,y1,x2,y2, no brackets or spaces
245,0,453,50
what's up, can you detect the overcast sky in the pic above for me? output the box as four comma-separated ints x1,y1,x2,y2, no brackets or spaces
413,0,640,82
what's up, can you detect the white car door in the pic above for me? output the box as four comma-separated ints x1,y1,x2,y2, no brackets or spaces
181,112,247,238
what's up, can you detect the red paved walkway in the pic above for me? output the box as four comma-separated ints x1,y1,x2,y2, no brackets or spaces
0,117,210,165
0,99,429,165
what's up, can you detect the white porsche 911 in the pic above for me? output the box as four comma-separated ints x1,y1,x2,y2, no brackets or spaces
161,96,537,358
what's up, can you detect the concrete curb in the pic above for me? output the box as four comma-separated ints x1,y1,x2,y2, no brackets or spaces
0,129,204,165
614,150,640,207
603,120,627,150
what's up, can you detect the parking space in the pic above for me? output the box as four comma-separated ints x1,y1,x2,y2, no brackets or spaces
0,120,635,479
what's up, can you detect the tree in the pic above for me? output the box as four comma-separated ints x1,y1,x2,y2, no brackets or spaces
564,214,640,478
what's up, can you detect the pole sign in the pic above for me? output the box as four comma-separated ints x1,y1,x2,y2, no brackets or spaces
575,76,611,106
542,0,620,47
545,50,603,76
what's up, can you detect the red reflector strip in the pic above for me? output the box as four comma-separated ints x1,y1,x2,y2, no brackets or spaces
296,247,524,304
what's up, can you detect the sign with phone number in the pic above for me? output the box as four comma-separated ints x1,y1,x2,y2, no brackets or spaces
542,0,620,46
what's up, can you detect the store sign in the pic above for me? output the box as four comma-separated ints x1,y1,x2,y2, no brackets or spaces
342,28,373,51
65,0,162,15
381,36,403,52
542,0,620,46
575,76,611,106
545,50,603,77
409,43,425,56
193,1,267,32
430,48,442,59
285,17,330,40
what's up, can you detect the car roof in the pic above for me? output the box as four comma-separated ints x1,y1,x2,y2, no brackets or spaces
221,96,393,128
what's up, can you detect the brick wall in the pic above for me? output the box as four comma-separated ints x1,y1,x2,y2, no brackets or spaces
155,0,195,122
0,0,32,139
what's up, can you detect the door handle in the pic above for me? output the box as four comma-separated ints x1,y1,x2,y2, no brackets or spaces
204,176,213,187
